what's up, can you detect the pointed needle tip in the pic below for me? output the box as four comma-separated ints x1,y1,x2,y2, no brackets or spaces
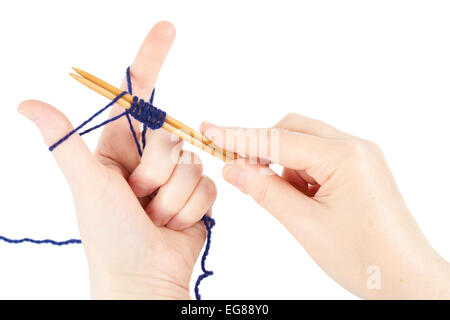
72,67,82,74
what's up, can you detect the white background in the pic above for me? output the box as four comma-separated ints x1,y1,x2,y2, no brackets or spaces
0,0,449,299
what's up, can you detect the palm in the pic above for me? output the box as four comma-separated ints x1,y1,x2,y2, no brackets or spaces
78,162,206,287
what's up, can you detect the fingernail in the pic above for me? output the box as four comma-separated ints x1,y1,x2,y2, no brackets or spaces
223,165,248,193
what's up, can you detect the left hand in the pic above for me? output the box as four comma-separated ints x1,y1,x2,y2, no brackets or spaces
18,21,217,299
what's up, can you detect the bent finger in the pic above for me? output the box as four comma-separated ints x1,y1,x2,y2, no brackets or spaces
128,129,183,197
201,121,342,183
145,151,203,226
166,176,217,231
223,163,321,228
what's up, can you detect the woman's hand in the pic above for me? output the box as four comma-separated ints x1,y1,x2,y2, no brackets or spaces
18,21,217,299
201,114,450,299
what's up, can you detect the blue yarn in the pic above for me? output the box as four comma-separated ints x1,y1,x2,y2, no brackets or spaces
0,235,81,246
48,92,128,151
141,89,155,149
123,67,164,155
194,215,216,300
5,67,215,300
126,66,134,95
125,111,143,157
79,111,127,136
141,124,148,149
127,96,166,130
123,66,142,156
49,68,165,152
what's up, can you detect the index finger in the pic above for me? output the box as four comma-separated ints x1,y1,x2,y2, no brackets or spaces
200,121,339,173
96,21,176,174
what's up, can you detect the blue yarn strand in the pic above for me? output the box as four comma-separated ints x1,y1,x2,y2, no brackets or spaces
141,125,148,149
126,66,133,95
194,215,216,300
125,111,143,157
141,88,155,149
149,88,155,104
48,92,128,151
124,67,142,156
0,235,81,246
7,67,215,300
79,111,127,136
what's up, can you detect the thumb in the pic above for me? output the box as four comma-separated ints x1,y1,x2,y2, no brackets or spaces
222,162,321,228
18,100,102,195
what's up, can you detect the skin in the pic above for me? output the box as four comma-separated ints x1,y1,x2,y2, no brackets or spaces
18,21,217,299
17,20,450,299
200,116,450,299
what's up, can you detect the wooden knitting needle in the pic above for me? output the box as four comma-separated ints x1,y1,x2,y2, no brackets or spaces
69,73,239,162
72,68,218,150
71,67,239,161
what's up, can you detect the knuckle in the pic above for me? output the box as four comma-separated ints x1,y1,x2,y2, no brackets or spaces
362,139,381,153
150,195,178,221
171,213,206,232
168,216,190,231
200,176,217,200
339,139,381,167
159,192,179,214
141,169,167,188
342,140,367,158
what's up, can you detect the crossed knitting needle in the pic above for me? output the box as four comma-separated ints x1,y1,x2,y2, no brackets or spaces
69,68,242,162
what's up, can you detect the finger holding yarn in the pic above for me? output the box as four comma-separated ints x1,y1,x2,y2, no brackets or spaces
97,21,176,172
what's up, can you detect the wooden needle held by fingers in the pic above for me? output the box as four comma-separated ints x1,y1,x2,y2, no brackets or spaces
70,68,241,162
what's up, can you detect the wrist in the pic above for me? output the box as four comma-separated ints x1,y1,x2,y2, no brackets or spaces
374,247,450,299
89,268,191,300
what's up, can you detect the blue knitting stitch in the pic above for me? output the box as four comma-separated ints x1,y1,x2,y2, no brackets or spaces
48,68,166,153
1,67,215,300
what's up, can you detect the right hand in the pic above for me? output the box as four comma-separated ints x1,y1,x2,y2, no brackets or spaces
201,113,450,299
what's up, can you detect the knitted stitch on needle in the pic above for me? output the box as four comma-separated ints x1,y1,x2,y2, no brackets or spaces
1,67,215,300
